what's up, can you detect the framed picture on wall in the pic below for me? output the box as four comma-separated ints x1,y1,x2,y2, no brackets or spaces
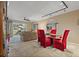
32,23,38,31
46,24,52,30
46,21,58,31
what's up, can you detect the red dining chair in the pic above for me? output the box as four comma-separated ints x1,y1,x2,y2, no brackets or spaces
53,30,70,51
49,28,57,45
50,28,56,38
37,29,51,48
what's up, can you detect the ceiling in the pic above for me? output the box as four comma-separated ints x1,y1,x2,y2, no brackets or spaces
7,1,79,22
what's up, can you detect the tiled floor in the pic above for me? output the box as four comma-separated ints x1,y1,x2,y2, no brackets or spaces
8,35,79,57
10,35,21,43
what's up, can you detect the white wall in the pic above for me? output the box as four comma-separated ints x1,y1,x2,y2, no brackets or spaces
37,19,48,33
37,10,79,44
53,10,79,44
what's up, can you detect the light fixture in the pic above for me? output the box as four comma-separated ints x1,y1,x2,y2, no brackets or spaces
23,17,30,21
42,1,68,17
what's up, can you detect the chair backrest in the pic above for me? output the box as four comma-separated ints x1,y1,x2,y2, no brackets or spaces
62,30,70,44
37,29,45,42
50,28,56,37
50,28,56,34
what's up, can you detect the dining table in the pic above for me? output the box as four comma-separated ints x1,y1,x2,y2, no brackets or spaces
46,32,60,38
46,32,61,45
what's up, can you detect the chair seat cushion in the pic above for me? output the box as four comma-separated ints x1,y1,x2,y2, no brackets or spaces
54,39,62,43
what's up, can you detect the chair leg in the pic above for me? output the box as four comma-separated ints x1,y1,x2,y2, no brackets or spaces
54,45,64,51
43,46,46,48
